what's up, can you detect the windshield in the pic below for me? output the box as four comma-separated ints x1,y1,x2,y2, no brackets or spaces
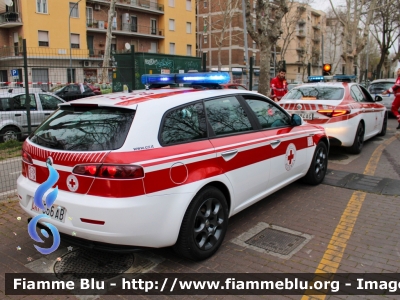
369,82,394,94
30,106,135,151
284,86,344,100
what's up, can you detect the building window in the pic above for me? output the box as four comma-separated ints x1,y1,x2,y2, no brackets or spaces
38,31,49,47
187,44,192,56
37,0,48,13
204,35,208,44
169,19,175,31
186,22,191,33
111,38,116,53
169,43,175,54
69,2,79,18
204,1,207,8
151,19,157,34
67,69,76,83
86,7,93,26
186,0,191,10
71,34,80,48
168,0,175,7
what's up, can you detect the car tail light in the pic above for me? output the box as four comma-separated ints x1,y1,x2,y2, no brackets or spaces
22,150,33,164
73,164,144,179
73,164,101,176
317,109,350,117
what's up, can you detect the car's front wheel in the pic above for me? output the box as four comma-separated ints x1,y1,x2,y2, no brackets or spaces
303,141,328,185
174,186,229,261
347,122,364,154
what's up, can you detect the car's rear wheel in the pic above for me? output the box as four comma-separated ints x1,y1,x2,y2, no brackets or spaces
378,111,387,136
174,186,228,261
347,122,364,154
302,141,328,185
0,126,21,143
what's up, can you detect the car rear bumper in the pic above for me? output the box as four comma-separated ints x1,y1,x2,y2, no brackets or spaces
17,175,193,248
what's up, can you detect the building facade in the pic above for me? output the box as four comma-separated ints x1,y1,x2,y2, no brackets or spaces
196,0,327,85
0,0,196,87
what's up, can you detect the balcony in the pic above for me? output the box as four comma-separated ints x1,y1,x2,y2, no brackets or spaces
296,46,305,52
87,19,164,39
312,35,321,42
0,12,23,28
298,19,305,25
296,30,306,38
87,0,164,14
312,24,320,30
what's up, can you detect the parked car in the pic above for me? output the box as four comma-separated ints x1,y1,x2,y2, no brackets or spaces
18,72,329,260
53,83,96,101
0,89,65,142
88,84,102,95
279,79,386,154
220,83,248,90
288,81,303,90
368,79,396,114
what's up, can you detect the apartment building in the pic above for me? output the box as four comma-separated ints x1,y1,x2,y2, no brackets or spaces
278,2,326,82
0,0,196,87
197,0,326,84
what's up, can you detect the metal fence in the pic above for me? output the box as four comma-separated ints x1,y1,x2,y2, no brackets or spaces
0,41,115,200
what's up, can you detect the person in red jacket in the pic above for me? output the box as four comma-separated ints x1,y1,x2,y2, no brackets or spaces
270,68,288,102
383,68,400,129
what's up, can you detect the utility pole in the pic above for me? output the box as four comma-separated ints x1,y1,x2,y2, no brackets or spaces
241,0,249,87
365,35,369,85
101,0,117,83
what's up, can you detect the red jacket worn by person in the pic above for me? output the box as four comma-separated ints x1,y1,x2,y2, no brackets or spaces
389,76,400,118
270,77,288,100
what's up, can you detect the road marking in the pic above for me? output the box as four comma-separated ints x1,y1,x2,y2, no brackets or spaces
302,134,399,299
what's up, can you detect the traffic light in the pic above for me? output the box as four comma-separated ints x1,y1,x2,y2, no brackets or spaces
322,63,332,76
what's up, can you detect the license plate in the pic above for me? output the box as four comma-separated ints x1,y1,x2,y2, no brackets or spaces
298,113,313,120
31,201,66,223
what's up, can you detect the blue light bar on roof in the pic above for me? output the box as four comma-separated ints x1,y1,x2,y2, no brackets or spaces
175,72,230,84
308,76,324,82
140,72,231,86
333,75,357,80
141,74,176,85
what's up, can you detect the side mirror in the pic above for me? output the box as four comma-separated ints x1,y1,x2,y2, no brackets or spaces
374,95,382,102
291,114,302,126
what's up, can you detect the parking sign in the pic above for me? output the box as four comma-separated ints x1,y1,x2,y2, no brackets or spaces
11,69,19,77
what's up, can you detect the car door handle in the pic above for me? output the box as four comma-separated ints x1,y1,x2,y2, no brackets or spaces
221,149,238,161
270,140,281,149
14,114,21,116
44,113,50,115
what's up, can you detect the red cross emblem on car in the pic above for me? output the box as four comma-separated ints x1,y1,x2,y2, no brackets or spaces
66,175,79,192
285,144,297,171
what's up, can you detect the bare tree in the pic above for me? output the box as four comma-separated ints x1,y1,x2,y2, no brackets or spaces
244,0,289,96
329,0,378,74
280,0,313,64
101,0,117,83
370,0,400,78
204,0,242,71
358,36,381,81
324,9,344,75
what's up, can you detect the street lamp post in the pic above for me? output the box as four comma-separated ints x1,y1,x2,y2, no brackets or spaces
69,0,82,83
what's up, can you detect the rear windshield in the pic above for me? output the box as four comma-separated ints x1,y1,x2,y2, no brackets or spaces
30,106,135,151
284,87,344,100
369,82,394,94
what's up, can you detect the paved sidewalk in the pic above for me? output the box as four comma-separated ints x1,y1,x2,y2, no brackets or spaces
1,122,400,299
